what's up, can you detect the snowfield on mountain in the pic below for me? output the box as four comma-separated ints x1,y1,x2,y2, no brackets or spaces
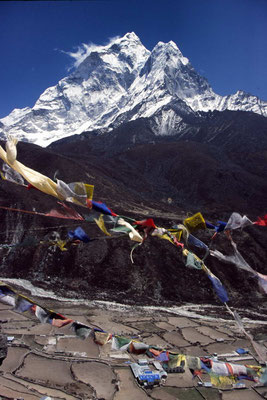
0,32,266,147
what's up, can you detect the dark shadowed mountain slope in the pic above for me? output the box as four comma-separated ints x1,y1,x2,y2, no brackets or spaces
0,107,267,309
50,109,267,214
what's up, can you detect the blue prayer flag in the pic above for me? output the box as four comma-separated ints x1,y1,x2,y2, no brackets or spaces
188,234,208,250
207,273,229,303
215,221,227,233
92,201,115,216
68,227,91,243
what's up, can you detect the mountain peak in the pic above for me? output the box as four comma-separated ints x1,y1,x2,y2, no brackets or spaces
152,40,185,61
111,32,143,48
0,33,266,146
122,32,140,41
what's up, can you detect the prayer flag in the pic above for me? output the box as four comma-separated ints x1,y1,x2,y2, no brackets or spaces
202,265,229,303
254,214,267,226
94,331,112,345
188,234,208,250
135,218,156,229
72,322,92,339
118,218,143,242
91,200,117,216
225,212,252,230
111,336,132,351
94,214,111,236
68,227,91,243
183,212,206,232
46,202,84,221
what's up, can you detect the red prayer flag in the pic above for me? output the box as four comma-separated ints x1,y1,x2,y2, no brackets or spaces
135,218,156,229
45,202,84,221
254,214,267,226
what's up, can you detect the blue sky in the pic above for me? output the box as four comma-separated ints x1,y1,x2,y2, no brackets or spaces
0,0,266,118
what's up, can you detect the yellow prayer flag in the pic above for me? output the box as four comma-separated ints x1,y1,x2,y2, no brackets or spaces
94,214,111,236
168,354,186,369
55,240,68,251
183,212,206,232
155,232,175,245
0,145,59,198
94,331,112,345
210,375,236,387
84,184,94,200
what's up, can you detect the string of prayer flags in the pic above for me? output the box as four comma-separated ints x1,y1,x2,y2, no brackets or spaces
0,281,73,329
1,279,267,378
183,212,206,232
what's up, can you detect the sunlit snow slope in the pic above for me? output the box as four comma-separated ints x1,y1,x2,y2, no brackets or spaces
1,32,266,146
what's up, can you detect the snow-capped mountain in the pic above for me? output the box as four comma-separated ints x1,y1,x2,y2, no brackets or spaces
1,32,266,147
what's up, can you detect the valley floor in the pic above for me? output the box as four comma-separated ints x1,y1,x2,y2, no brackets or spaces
0,282,267,400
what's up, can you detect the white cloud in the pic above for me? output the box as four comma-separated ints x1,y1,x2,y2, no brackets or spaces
60,36,121,71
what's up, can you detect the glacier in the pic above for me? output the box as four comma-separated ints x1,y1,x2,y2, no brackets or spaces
0,32,266,147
